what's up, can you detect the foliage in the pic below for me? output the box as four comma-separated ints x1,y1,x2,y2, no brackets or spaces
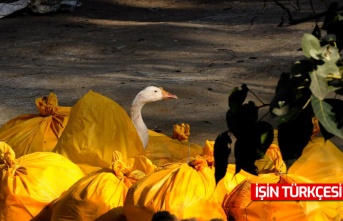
270,9,343,166
213,131,232,184
214,5,343,177
225,84,274,175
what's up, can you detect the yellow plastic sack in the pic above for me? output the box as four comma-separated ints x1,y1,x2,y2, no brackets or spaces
54,91,145,174
129,155,157,177
145,129,203,166
0,141,84,221
223,173,341,221
289,136,343,183
124,157,225,221
50,151,144,221
212,164,256,205
289,136,343,219
200,139,215,166
0,93,71,157
255,143,287,174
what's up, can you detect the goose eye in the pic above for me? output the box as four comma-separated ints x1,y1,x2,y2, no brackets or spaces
154,90,158,93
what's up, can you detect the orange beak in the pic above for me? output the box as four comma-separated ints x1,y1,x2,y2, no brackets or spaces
160,87,178,100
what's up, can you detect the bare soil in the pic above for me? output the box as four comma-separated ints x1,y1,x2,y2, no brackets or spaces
0,0,333,162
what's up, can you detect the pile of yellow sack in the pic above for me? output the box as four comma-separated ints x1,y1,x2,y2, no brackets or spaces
0,91,343,221
0,141,84,220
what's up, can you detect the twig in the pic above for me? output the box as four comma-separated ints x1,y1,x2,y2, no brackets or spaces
278,11,285,27
288,0,300,11
296,0,301,11
248,88,268,106
251,16,259,25
289,4,343,25
272,0,294,22
258,103,271,109
309,0,316,14
272,1,343,26
258,111,271,122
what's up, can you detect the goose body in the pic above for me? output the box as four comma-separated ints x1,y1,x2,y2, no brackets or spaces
130,86,177,148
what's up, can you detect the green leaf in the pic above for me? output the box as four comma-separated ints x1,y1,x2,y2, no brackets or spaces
255,121,274,151
311,95,343,139
214,131,232,184
309,64,340,100
322,34,336,44
316,62,340,78
234,135,260,175
277,107,300,123
308,42,341,100
278,104,313,165
301,33,321,59
290,60,312,78
320,45,340,63
228,84,248,114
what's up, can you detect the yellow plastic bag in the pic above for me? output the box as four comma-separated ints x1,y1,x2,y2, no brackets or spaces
212,164,256,205
129,155,157,177
289,136,343,183
255,144,287,174
223,173,341,221
200,139,215,166
124,156,225,221
0,141,84,221
54,91,145,174
288,136,343,219
50,151,144,221
0,93,71,157
145,130,203,166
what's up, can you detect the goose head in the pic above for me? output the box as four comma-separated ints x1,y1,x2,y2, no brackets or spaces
133,86,178,104
131,86,178,148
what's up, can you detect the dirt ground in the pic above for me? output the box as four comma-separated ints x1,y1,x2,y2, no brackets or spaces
0,0,335,162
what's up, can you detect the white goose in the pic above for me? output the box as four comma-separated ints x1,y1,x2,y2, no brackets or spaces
130,86,178,148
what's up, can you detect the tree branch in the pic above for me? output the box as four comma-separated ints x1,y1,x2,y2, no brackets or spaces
289,5,343,25
272,0,294,22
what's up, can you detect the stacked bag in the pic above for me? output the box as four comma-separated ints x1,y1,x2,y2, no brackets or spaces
0,92,70,157
1,91,343,221
0,141,84,220
49,151,146,221
124,141,227,221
